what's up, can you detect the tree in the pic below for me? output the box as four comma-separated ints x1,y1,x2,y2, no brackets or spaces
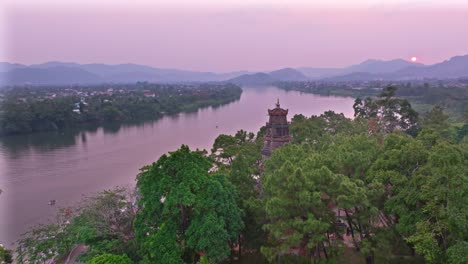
87,253,133,264
405,142,467,264
322,135,384,264
354,85,419,135
135,145,243,263
0,244,13,263
211,129,255,165
422,106,455,141
261,144,369,262
72,188,139,262
289,111,365,146
370,133,467,264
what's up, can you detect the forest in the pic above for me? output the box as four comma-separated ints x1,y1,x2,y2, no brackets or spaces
0,83,242,135
5,86,467,264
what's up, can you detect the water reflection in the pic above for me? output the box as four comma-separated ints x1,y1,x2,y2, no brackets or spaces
102,123,122,134
0,125,101,158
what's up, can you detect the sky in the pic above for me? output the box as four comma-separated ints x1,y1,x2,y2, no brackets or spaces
1,0,468,72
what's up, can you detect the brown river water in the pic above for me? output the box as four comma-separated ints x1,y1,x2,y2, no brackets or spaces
0,85,355,247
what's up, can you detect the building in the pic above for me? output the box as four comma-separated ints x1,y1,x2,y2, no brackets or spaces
261,99,291,159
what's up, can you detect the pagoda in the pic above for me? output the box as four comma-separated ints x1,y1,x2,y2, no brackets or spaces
261,99,290,159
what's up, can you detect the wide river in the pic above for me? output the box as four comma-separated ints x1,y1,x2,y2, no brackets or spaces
0,85,355,247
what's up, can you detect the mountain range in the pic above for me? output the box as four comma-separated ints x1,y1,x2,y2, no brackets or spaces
1,55,467,85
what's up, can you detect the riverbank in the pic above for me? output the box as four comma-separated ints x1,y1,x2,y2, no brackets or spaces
0,83,242,136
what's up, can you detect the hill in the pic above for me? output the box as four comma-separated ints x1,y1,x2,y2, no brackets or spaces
269,68,308,81
2,66,102,85
0,62,248,85
298,58,423,79
228,72,277,85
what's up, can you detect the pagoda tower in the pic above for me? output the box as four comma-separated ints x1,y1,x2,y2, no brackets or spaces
261,99,290,159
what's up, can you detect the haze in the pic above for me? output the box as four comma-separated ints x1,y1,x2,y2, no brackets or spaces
2,0,468,72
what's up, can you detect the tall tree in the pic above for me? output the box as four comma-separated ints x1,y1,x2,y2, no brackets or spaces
354,85,419,135
262,144,369,263
134,145,243,263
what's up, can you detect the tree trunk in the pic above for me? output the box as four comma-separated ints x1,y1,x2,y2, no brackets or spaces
322,242,328,259
238,234,242,259
354,207,365,241
344,209,360,250
365,251,375,264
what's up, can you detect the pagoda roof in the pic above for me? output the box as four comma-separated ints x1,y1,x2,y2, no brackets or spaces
268,107,288,116
268,98,288,116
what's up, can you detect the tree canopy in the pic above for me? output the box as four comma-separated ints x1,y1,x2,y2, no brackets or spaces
135,145,243,263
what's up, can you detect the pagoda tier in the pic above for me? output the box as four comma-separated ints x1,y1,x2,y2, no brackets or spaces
261,99,291,158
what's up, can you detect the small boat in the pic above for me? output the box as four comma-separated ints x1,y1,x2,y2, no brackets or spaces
48,200,56,206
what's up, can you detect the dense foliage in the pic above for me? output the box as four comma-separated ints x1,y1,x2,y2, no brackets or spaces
87,253,133,264
13,86,467,264
353,85,419,135
0,83,242,135
0,244,13,263
135,145,243,263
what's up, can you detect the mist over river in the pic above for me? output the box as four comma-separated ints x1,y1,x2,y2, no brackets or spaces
0,86,355,246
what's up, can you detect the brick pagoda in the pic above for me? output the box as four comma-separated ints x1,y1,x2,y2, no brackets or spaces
261,99,291,159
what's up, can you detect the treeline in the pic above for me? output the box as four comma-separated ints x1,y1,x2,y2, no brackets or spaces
275,81,468,122
13,87,467,264
0,83,242,136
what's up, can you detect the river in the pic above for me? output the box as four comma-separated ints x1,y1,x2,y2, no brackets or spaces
0,85,355,247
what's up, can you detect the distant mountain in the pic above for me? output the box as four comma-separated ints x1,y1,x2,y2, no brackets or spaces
0,62,250,85
0,62,27,73
296,67,341,79
228,73,277,85
321,55,468,81
29,61,81,69
345,59,424,74
298,59,423,79
227,68,308,85
392,55,468,79
2,55,467,85
269,68,308,81
324,72,381,82
3,66,102,85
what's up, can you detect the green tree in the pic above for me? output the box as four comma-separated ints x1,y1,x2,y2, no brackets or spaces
354,85,419,135
72,188,139,262
371,133,467,264
422,105,456,141
261,144,364,262
87,253,133,264
135,145,243,263
0,244,13,263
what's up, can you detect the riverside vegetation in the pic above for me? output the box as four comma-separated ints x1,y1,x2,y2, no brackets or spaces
0,83,242,136
274,80,468,122
7,86,468,264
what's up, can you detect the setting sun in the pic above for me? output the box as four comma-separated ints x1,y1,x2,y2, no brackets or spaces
411,56,418,62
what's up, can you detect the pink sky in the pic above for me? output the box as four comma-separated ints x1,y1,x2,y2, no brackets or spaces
1,0,468,72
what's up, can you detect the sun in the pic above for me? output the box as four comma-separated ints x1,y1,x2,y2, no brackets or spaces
411,56,417,62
